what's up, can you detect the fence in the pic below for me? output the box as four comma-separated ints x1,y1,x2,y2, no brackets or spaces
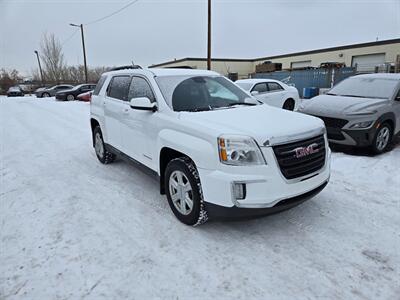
251,67,356,97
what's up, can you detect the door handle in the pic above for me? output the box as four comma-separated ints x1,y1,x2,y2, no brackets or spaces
122,108,129,115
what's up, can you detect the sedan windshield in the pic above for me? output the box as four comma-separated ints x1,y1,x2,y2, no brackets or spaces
155,75,258,112
329,77,399,99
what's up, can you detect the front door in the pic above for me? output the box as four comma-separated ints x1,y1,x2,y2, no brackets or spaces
121,75,158,169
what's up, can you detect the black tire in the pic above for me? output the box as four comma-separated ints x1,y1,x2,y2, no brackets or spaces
93,126,116,164
66,94,75,101
282,99,295,111
371,123,393,154
164,157,208,226
42,92,50,98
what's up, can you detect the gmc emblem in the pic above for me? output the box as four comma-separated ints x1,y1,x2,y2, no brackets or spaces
294,143,319,158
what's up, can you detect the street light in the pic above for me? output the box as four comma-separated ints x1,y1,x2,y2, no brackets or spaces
34,50,44,85
70,23,88,83
207,0,211,70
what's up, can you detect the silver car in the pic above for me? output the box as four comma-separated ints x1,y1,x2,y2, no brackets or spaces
299,73,400,153
35,85,74,98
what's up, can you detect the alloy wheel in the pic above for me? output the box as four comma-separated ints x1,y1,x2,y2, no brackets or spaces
168,170,194,215
376,126,390,151
94,132,104,158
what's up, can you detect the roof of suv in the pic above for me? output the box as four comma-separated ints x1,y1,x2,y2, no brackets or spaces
354,73,400,80
105,68,220,77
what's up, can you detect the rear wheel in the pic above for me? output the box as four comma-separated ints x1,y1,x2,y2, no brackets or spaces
372,123,392,154
282,99,295,111
93,126,116,164
165,157,208,226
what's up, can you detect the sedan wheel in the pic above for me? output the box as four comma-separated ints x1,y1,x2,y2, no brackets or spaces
67,94,75,101
42,92,50,97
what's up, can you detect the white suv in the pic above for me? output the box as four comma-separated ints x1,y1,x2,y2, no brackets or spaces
90,68,331,225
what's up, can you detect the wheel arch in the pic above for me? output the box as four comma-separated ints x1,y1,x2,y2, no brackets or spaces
377,112,396,132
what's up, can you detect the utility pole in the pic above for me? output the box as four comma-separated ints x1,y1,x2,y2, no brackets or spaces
207,0,211,70
70,23,88,83
34,50,44,85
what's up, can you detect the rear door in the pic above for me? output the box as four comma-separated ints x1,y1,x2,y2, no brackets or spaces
104,75,131,150
265,82,286,108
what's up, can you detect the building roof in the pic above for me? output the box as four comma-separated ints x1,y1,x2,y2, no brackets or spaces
150,38,400,67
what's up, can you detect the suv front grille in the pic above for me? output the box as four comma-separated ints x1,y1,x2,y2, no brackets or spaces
273,135,326,180
313,115,348,129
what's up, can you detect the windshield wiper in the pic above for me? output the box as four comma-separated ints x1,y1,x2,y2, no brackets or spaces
326,93,337,96
228,102,257,107
185,107,212,112
340,94,369,98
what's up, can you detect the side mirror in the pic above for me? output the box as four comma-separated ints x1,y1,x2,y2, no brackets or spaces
251,91,259,96
395,95,400,101
130,97,157,112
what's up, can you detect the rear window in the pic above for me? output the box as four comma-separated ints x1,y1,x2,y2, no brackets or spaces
107,76,131,101
93,75,107,96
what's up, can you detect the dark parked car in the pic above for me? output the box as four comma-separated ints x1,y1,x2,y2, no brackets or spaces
35,85,74,98
55,84,96,101
7,86,24,97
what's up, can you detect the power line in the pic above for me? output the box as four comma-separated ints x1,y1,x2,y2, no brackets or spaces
85,0,140,26
61,29,79,48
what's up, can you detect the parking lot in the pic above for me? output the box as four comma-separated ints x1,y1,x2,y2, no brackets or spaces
1,96,399,299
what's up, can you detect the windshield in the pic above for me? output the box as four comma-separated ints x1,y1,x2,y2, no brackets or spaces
236,82,253,91
155,75,257,112
329,77,399,99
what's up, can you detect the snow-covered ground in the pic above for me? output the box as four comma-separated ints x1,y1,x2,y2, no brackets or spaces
1,96,399,300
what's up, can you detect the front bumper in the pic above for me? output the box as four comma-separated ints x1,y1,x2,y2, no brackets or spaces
327,127,377,147
197,146,331,213
205,181,328,220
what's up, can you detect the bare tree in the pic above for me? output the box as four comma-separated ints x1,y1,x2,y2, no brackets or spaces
0,68,21,94
40,33,66,83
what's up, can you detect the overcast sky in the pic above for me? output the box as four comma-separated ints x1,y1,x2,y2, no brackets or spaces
1,0,399,76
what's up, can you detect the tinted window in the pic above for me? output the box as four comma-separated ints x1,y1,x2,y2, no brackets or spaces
128,77,155,102
267,82,284,91
93,75,107,95
107,76,131,101
156,76,256,112
252,83,268,93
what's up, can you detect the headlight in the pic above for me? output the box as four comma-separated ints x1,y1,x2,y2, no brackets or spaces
218,135,265,166
349,121,373,129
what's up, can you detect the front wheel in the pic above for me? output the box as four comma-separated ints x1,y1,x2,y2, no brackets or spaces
66,94,75,101
165,157,208,226
372,123,392,154
42,92,50,98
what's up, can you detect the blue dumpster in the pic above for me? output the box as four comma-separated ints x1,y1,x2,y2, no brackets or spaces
303,87,319,99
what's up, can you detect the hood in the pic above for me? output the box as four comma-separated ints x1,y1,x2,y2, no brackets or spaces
179,104,325,146
302,94,388,115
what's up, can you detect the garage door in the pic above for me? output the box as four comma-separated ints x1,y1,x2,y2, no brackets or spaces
291,60,312,69
351,53,385,72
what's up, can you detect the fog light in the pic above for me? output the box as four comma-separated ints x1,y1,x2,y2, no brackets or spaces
232,183,246,200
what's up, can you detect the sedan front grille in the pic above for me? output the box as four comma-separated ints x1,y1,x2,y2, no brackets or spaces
313,115,348,129
273,135,326,180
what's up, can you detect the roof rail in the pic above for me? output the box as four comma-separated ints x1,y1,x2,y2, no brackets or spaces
110,65,142,71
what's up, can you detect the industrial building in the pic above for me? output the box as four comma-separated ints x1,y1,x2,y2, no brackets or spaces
150,38,400,79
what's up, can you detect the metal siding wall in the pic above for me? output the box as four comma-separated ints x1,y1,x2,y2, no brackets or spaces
252,68,356,97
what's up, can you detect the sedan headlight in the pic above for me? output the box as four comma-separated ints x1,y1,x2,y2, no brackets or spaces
218,135,265,166
349,121,374,129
